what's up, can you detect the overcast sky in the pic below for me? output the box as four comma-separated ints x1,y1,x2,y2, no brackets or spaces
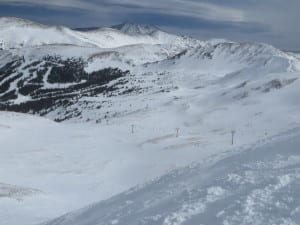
0,0,299,50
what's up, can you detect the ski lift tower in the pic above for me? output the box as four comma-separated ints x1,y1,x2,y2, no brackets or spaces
0,40,3,50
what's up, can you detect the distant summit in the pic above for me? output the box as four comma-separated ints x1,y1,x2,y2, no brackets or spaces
73,27,102,32
111,23,161,35
0,16,42,27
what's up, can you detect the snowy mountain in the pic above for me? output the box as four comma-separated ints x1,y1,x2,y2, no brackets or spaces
0,17,94,48
112,23,161,35
1,17,300,225
1,37,299,122
0,17,199,49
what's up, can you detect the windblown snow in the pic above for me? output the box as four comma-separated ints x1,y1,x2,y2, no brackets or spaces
44,131,300,225
0,17,300,225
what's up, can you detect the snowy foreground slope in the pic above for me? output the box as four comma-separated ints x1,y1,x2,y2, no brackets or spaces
1,17,300,225
44,129,300,225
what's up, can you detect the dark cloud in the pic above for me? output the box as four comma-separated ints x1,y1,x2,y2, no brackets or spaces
128,12,270,33
0,4,82,25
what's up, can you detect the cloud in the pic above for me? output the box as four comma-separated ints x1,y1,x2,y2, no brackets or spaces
102,0,245,22
0,0,245,22
0,0,92,9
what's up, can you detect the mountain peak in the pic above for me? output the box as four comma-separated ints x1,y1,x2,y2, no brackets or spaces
0,17,37,26
111,22,161,35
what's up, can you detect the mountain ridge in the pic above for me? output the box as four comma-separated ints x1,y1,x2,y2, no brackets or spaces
0,17,198,49
111,22,162,35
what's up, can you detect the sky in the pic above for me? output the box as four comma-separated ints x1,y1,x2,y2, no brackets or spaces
0,0,299,50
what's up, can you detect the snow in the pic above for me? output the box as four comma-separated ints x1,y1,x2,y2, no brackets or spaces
0,17,93,49
112,23,161,35
1,65,300,224
43,130,300,225
0,17,200,50
0,16,300,225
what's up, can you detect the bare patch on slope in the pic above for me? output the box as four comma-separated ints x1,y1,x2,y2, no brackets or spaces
0,183,43,201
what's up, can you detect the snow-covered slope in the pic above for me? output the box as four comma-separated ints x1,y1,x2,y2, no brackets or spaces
0,17,94,48
74,27,194,49
112,23,161,35
1,17,300,225
1,36,299,123
153,42,300,78
44,130,300,225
